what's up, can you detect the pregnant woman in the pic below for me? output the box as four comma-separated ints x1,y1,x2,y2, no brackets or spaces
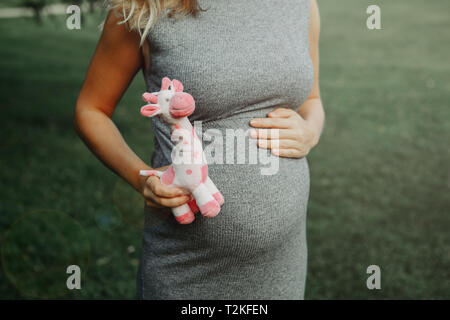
75,0,324,299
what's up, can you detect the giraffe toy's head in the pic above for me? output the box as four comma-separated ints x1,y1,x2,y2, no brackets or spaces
140,77,195,124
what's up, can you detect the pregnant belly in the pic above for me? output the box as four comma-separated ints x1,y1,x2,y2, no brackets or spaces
206,156,309,253
145,112,310,257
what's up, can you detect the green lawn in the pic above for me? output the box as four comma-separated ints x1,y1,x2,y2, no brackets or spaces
0,0,449,299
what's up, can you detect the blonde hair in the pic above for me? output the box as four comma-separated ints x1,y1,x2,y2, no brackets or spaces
107,0,203,45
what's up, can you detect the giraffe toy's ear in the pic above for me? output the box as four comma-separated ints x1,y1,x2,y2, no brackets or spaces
140,104,161,117
161,77,171,90
142,92,158,104
172,79,184,92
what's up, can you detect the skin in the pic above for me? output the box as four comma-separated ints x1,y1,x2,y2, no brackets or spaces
74,0,324,209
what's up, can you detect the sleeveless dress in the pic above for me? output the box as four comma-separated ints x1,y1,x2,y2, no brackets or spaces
138,0,314,299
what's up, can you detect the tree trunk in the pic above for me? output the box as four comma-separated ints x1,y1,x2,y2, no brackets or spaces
89,0,95,14
32,6,42,24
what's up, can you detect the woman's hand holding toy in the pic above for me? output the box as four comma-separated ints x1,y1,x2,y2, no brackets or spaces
139,166,191,209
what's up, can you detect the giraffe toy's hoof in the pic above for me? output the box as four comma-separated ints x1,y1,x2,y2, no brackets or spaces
200,200,220,218
212,192,225,206
175,211,195,224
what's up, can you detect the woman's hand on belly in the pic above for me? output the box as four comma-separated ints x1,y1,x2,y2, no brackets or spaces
139,166,191,208
249,108,320,158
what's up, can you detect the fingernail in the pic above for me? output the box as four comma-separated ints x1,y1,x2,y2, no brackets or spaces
258,140,267,147
250,130,257,138
250,120,256,126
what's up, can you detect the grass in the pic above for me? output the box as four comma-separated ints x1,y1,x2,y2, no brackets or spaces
0,0,449,299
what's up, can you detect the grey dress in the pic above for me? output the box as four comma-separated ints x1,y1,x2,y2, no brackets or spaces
138,0,314,299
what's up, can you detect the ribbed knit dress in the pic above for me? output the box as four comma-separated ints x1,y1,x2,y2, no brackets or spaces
138,0,314,299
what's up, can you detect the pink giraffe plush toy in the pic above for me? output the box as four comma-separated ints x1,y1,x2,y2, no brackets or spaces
139,77,224,224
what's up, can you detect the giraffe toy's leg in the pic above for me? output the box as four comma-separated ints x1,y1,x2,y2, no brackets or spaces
204,176,224,206
192,183,220,218
172,203,195,224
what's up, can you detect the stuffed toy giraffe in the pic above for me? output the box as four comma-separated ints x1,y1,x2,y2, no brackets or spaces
139,77,224,224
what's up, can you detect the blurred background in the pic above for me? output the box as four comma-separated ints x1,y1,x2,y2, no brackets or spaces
0,0,449,299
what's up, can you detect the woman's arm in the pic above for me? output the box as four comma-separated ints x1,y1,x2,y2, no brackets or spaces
298,0,325,141
297,0,324,142
249,0,325,158
74,11,190,208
